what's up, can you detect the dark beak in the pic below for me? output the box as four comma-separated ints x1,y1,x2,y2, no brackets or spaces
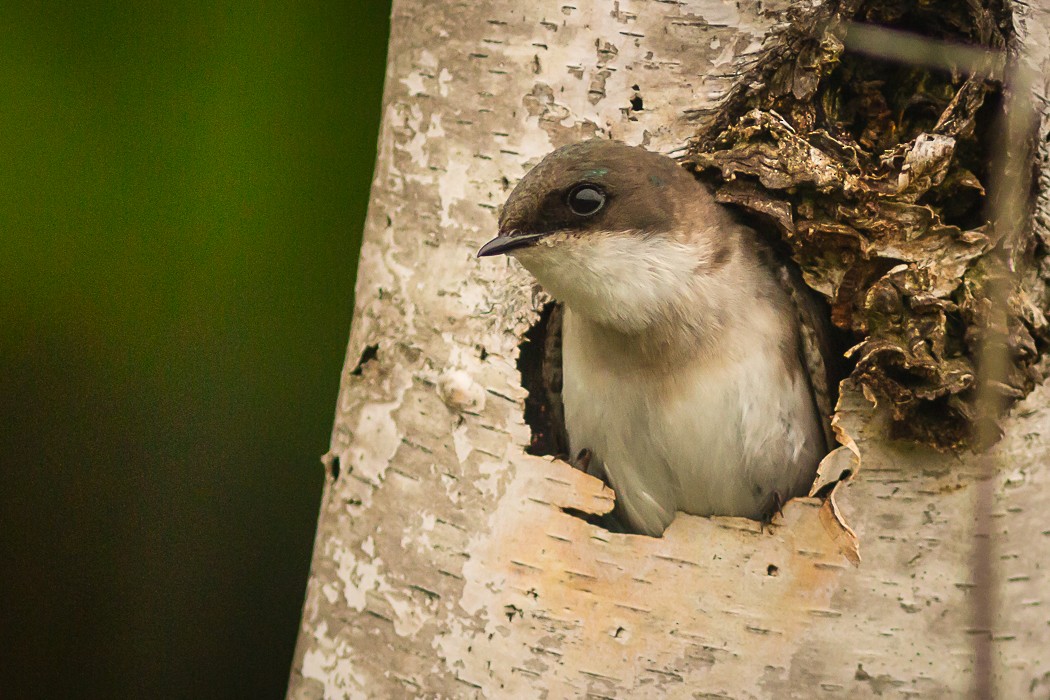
477,232,547,257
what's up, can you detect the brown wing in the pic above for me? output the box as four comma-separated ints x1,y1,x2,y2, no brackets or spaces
775,260,838,451
541,302,570,458
745,223,838,450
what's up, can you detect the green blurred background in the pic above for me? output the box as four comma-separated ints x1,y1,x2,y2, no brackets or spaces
0,2,391,697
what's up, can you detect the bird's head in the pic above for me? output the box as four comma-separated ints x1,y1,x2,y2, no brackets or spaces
479,139,734,334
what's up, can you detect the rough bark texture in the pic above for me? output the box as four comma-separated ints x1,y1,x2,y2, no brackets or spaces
288,1,1050,697
689,0,1049,451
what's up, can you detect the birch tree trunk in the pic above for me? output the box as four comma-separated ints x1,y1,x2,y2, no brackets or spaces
288,1,1050,697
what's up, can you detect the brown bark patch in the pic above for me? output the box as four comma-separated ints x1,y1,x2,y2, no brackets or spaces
689,0,1046,449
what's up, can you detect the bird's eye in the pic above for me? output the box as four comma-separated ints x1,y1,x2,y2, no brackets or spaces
567,184,606,217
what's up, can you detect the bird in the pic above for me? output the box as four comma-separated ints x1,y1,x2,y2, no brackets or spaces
478,139,831,536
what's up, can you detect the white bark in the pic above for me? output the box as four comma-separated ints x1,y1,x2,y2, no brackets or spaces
288,1,1050,697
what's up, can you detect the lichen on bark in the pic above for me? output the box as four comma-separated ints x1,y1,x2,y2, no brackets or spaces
689,0,1047,448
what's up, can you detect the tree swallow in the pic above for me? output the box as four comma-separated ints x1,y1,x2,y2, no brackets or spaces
480,139,829,536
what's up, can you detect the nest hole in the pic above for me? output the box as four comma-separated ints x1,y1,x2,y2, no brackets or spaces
518,286,847,535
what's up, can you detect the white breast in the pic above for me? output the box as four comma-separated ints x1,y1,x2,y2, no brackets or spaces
561,306,823,536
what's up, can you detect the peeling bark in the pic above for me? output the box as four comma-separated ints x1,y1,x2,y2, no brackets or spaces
288,1,1050,697
690,0,1048,450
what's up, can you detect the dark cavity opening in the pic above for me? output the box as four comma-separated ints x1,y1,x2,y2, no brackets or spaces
350,343,379,376
518,304,625,532
517,302,568,458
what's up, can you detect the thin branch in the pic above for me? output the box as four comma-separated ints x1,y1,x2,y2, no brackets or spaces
838,22,1040,699
840,23,1004,79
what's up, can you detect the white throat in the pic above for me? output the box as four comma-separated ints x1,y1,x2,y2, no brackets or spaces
512,231,708,335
